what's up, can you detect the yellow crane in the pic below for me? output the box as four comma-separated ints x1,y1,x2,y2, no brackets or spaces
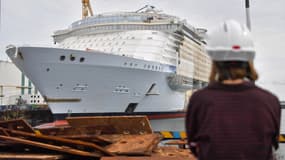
82,0,94,19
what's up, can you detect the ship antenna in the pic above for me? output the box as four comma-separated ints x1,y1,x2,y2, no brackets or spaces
245,0,251,30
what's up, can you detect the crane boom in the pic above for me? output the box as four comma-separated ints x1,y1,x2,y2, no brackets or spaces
82,0,94,19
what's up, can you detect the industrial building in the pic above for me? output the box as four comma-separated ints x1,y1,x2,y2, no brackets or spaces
0,60,44,106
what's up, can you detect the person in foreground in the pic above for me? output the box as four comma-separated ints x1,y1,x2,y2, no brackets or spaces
185,20,281,160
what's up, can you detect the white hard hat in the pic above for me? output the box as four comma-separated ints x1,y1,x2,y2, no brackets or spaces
206,20,255,62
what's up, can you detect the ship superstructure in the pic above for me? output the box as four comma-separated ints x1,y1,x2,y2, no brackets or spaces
6,6,211,120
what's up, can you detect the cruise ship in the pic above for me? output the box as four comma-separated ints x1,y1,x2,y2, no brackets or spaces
6,6,211,124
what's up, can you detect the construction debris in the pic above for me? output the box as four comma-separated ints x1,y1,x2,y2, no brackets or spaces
0,153,64,160
0,117,195,160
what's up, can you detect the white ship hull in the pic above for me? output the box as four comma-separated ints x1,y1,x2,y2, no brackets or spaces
7,47,187,118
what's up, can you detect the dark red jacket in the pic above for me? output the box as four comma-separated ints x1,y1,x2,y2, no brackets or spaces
186,82,281,160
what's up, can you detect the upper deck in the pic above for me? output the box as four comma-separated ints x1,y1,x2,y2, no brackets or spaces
53,7,206,44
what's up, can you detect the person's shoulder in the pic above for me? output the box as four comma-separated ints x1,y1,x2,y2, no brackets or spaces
253,84,280,102
190,85,213,100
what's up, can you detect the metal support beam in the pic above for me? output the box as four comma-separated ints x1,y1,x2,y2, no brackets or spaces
0,0,2,31
245,0,251,30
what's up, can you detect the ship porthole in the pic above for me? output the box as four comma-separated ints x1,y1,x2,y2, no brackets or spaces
46,68,50,72
60,55,65,61
80,57,85,62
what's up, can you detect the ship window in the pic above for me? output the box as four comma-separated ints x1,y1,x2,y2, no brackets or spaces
60,55,65,61
46,68,50,72
147,37,153,40
80,57,85,62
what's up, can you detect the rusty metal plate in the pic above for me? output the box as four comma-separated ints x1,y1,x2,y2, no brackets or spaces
0,135,101,157
0,153,64,160
0,119,34,133
66,116,152,134
153,146,196,159
105,134,161,156
101,156,196,160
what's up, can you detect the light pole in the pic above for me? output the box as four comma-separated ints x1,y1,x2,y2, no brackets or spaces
0,85,3,105
0,0,2,31
245,0,251,30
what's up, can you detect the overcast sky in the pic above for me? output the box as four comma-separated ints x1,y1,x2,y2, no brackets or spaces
0,0,285,100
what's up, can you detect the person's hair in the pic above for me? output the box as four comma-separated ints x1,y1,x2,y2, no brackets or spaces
209,61,258,82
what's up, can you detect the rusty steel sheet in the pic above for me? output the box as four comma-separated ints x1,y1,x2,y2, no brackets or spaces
101,156,196,160
0,119,34,133
105,134,161,156
0,127,9,136
59,134,113,145
66,116,153,135
0,127,115,156
0,153,64,160
153,146,196,159
165,139,187,149
0,135,101,158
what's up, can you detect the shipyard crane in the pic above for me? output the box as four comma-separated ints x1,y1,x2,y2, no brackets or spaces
82,0,94,19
